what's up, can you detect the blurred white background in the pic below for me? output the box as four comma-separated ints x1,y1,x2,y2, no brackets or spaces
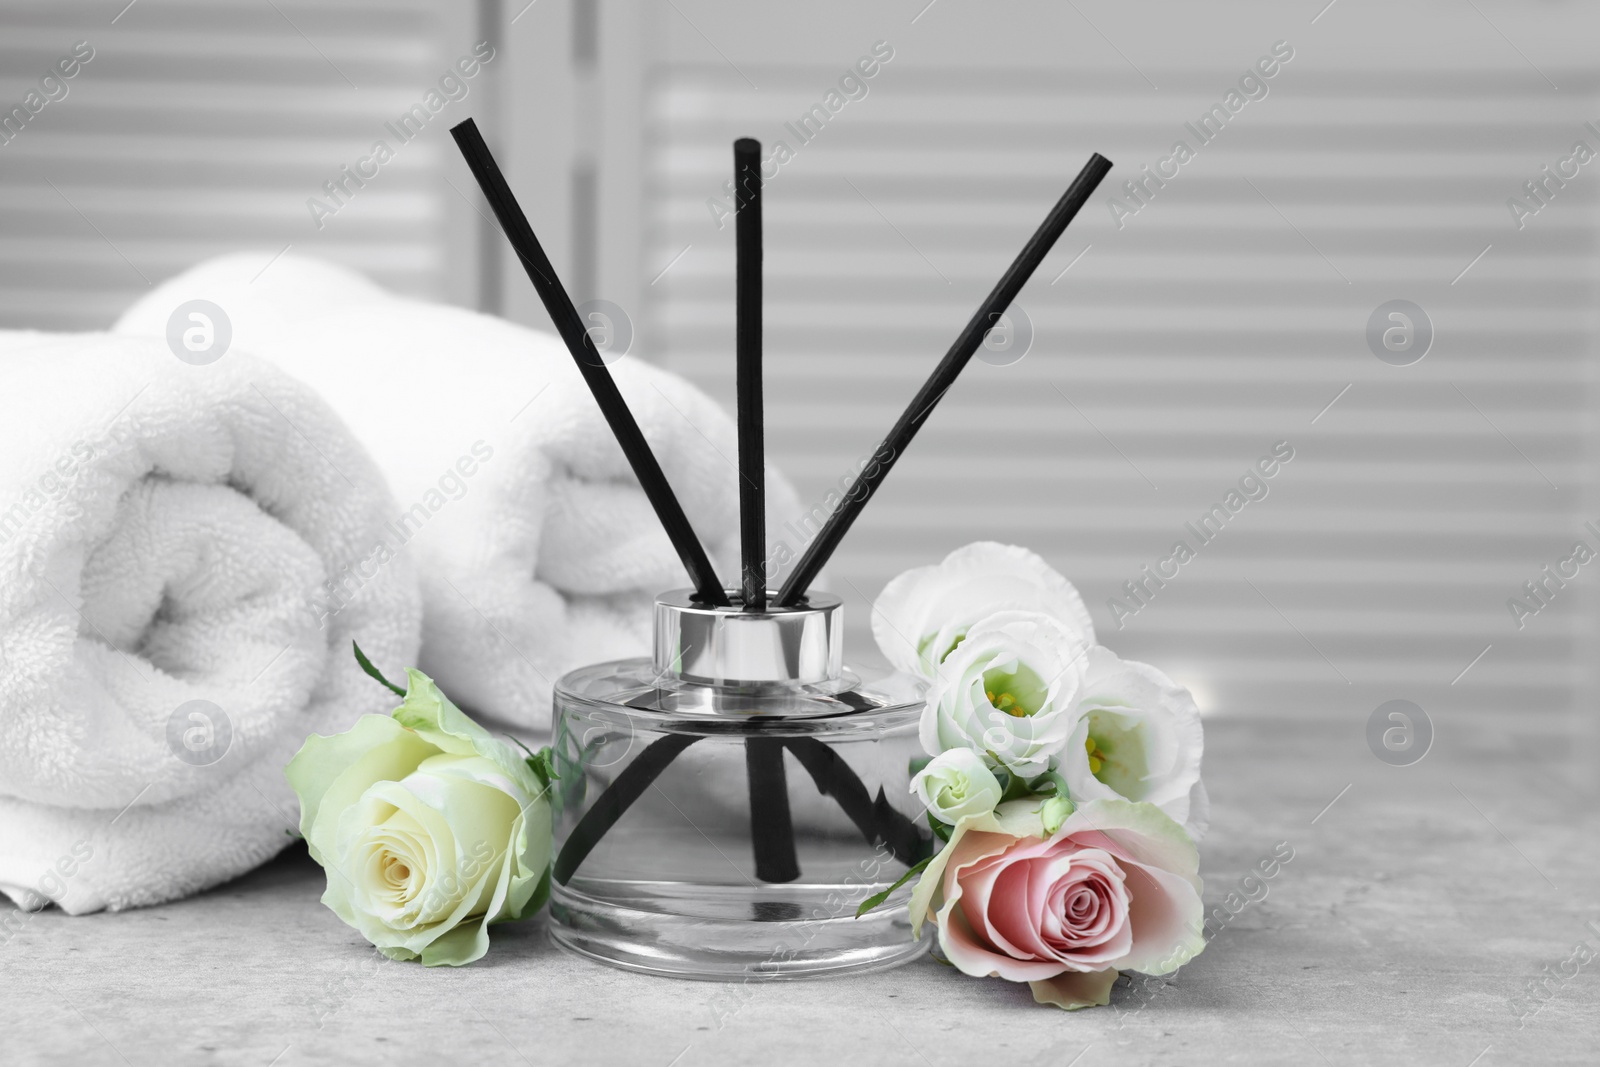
3,0,1596,741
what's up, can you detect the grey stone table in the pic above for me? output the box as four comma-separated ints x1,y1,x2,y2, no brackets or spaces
4,714,1596,1067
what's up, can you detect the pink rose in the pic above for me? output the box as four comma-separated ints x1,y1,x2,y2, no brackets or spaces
909,799,1205,1009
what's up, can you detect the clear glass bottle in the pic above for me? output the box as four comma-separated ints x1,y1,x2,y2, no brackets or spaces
549,589,932,980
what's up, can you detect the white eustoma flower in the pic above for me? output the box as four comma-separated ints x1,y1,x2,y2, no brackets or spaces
1057,646,1207,839
872,542,1095,679
911,748,1005,825
921,611,1092,776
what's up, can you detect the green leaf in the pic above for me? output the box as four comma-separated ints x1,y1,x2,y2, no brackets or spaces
500,734,560,790
927,811,953,843
855,857,932,919
1026,770,1072,800
525,746,560,790
999,767,1034,803
352,641,407,698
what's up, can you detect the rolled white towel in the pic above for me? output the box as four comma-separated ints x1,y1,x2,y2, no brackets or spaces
115,254,803,734
0,331,420,914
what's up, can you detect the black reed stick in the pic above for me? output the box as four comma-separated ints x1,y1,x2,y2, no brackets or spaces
553,729,930,885
773,153,1113,607
451,118,730,607
745,737,799,883
734,139,799,884
554,733,699,885
782,737,932,867
735,137,766,611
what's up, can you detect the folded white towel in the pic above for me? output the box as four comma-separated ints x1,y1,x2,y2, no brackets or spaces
115,254,802,734
0,331,420,914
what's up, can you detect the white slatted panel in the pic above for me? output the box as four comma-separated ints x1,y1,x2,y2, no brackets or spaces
0,0,479,329
641,3,1600,721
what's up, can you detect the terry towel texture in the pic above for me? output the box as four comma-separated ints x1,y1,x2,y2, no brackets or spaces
116,253,803,733
0,331,420,915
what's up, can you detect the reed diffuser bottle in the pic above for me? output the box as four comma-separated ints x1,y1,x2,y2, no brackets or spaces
548,589,932,978
452,116,1106,982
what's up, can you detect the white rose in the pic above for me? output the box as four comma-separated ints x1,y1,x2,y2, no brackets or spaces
911,748,1004,825
287,670,552,966
1057,646,1207,839
921,611,1091,776
872,541,1095,679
